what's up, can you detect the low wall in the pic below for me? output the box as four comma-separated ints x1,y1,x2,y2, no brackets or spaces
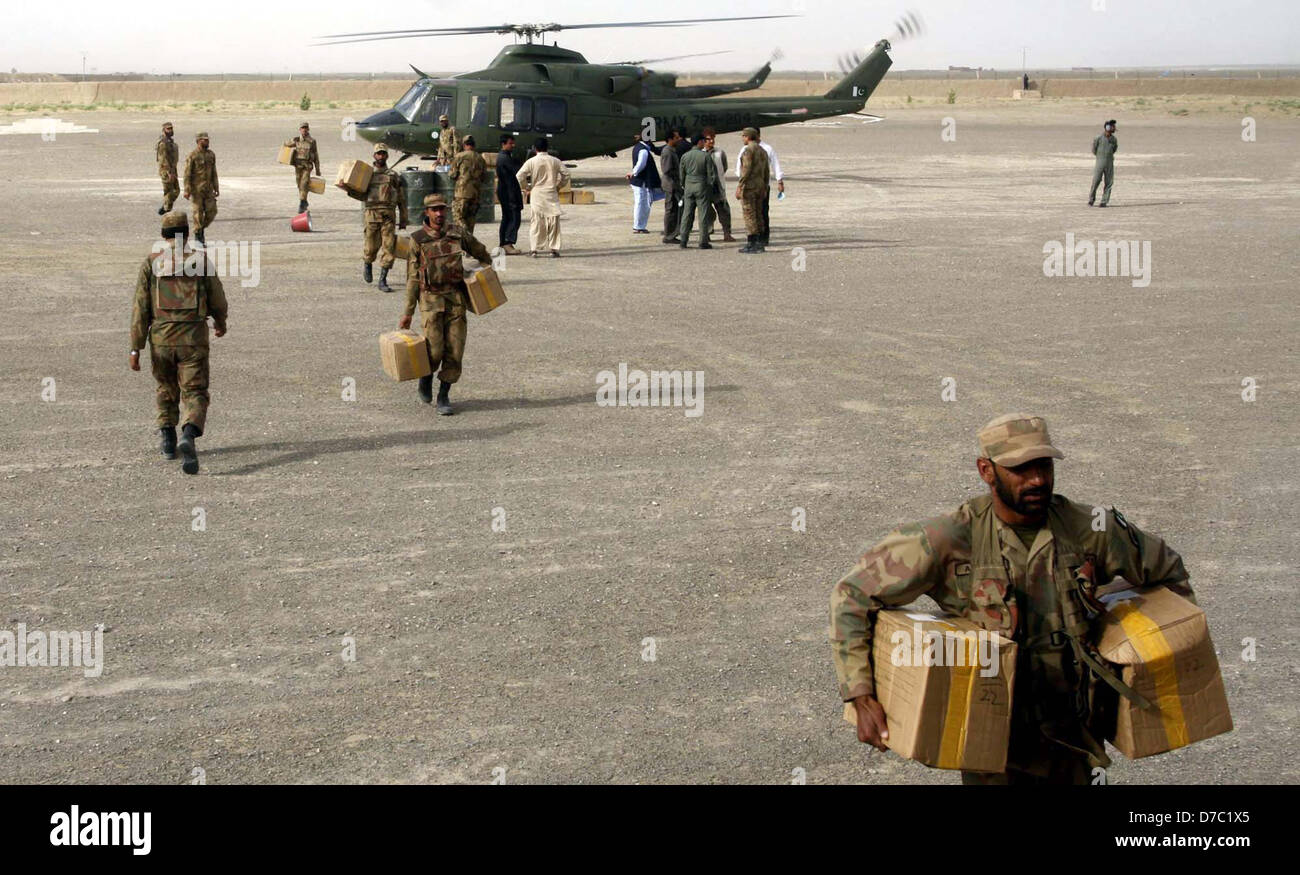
2,76,1297,106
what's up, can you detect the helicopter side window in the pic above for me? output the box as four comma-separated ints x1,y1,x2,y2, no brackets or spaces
499,96,533,131
394,81,431,122
534,97,567,134
470,95,487,127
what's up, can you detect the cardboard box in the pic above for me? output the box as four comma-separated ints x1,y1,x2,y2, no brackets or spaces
308,176,325,195
464,267,506,315
277,144,294,165
556,190,573,204
336,159,373,194
378,329,431,382
570,189,595,204
843,609,1017,772
1096,585,1232,759
394,235,411,260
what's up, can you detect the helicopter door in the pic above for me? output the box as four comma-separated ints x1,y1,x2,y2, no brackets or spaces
414,93,453,125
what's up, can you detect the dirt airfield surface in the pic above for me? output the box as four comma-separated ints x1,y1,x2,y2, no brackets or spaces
0,105,1296,784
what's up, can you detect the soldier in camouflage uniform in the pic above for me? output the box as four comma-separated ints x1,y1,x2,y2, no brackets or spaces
830,413,1193,785
183,132,219,245
286,121,321,213
734,127,769,254
399,194,491,416
436,114,460,167
129,211,229,476
340,142,408,292
448,135,486,238
156,122,179,215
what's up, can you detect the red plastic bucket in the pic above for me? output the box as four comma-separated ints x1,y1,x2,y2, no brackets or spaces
291,211,312,232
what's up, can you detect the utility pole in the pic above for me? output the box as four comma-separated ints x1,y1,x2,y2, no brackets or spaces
1021,46,1027,78
81,52,87,81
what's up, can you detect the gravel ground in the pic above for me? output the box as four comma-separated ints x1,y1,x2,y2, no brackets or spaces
0,105,1295,784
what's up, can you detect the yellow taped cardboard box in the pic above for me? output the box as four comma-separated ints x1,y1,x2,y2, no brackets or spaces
394,235,411,260
570,189,595,204
379,329,431,382
277,144,293,165
843,609,1017,772
465,267,506,315
308,176,325,195
1096,585,1232,759
336,159,373,194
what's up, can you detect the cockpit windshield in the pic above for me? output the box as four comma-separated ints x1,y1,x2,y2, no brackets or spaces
393,81,431,121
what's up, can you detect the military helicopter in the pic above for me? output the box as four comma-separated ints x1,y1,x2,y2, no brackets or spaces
315,15,909,164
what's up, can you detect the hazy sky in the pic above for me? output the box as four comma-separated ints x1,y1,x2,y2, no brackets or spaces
4,0,1297,75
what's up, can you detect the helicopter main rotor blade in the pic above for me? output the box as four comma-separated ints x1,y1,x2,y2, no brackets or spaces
314,15,798,46
611,50,733,66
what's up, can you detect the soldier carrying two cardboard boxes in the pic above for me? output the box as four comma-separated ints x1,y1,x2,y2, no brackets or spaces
338,142,408,293
829,413,1196,784
398,194,492,416
285,121,322,213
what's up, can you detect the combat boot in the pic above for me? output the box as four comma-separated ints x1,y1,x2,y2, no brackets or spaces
178,424,200,476
377,268,393,293
158,205,166,216
299,199,309,213
739,235,755,254
436,381,454,416
752,238,766,254
417,374,433,404
159,426,177,460
699,240,713,250
363,262,373,284
195,229,206,246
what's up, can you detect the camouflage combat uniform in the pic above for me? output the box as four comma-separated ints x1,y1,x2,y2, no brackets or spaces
130,238,229,434
736,140,770,236
404,219,491,385
449,148,486,236
437,123,461,166
830,487,1192,784
288,130,321,202
183,136,219,233
348,161,408,269
1089,128,1119,206
156,131,179,211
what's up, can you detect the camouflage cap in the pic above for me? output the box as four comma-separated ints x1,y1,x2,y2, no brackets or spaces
438,114,449,122
195,131,209,140
422,194,449,209
373,142,389,154
741,126,759,139
300,121,310,129
977,413,1064,467
161,210,189,231
162,121,173,129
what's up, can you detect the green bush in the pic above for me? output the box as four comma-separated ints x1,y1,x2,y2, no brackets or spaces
946,89,956,104
300,93,311,112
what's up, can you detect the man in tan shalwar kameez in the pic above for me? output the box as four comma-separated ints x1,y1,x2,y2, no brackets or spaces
515,138,570,257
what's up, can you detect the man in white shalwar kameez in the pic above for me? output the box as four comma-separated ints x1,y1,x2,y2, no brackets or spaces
516,138,570,257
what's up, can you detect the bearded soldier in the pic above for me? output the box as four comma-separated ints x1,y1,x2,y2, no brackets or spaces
129,211,229,475
339,142,408,292
398,194,492,416
286,121,321,213
734,127,769,254
448,135,486,238
829,413,1193,784
183,132,219,245
436,114,460,167
156,122,179,215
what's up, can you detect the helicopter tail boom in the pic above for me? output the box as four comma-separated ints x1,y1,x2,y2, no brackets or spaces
824,39,892,103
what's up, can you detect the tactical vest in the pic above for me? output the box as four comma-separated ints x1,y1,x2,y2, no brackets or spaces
366,169,398,210
415,231,465,296
148,251,209,346
959,495,1152,768
294,137,313,163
